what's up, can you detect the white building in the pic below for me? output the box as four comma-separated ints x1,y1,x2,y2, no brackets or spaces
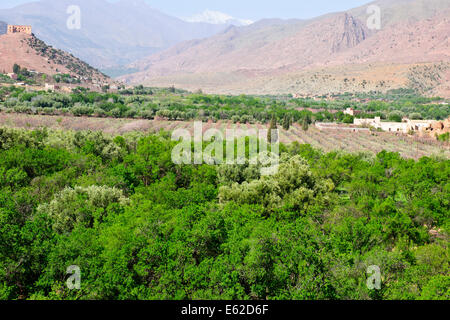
354,117,436,133
344,108,362,116
45,83,55,91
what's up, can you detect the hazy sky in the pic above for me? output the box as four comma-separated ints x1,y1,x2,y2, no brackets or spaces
0,0,371,20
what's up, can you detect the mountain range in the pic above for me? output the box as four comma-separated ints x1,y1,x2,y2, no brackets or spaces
118,0,450,97
0,0,449,97
0,0,234,70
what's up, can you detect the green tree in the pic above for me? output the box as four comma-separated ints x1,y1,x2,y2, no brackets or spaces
301,118,309,131
267,115,278,143
282,114,291,131
37,186,130,234
13,64,20,74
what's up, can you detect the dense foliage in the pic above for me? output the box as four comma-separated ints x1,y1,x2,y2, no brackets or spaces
0,127,448,300
0,86,448,125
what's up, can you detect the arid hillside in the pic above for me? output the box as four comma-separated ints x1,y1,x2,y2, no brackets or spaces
0,0,229,68
122,13,371,78
332,13,449,65
0,32,109,82
120,0,450,97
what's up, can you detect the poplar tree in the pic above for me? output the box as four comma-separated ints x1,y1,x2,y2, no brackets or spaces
268,115,278,143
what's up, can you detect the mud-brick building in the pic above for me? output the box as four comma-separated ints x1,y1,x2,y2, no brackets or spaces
7,25,32,35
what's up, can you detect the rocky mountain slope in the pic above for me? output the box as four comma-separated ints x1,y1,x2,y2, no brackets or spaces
124,13,370,77
350,0,450,27
0,0,229,69
120,0,450,97
0,32,108,83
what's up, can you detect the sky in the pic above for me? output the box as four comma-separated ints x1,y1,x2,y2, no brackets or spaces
0,0,372,20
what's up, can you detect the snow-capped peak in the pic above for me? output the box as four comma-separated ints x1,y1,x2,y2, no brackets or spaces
184,9,253,26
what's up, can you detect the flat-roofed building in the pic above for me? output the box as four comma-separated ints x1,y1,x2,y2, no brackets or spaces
7,25,32,35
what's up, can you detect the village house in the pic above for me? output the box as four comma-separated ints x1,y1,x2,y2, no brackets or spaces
354,117,436,134
61,86,73,93
344,107,362,116
44,83,55,91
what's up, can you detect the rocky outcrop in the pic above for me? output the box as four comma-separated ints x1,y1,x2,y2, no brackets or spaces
331,13,370,53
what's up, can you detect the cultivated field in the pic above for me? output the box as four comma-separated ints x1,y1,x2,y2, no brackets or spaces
0,113,448,160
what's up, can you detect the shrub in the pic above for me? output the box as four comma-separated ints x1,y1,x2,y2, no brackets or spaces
37,185,129,233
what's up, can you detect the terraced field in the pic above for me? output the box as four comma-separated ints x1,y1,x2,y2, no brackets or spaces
0,113,448,159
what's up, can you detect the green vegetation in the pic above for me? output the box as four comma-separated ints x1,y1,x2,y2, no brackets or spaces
0,64,53,86
0,127,448,300
388,111,403,123
26,36,106,81
7,64,38,85
53,73,81,84
0,74,15,84
437,132,449,143
267,115,278,142
1,86,448,124
311,89,449,120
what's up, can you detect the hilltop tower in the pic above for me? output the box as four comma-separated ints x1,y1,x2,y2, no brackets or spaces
7,25,32,35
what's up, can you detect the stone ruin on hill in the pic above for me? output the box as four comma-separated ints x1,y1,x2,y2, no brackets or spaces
7,25,32,34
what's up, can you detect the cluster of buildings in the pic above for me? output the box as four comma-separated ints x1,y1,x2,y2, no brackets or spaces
44,83,72,93
353,116,450,138
353,117,434,133
341,107,449,139
315,105,450,140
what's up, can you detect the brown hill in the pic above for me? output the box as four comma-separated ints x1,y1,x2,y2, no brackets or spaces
0,32,109,83
0,0,229,69
349,0,450,27
331,14,450,65
123,13,370,78
120,0,450,97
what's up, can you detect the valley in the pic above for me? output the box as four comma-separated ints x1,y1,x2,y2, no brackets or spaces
0,0,448,303
0,113,448,159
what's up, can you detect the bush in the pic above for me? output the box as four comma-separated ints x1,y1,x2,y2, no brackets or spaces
37,185,129,233
388,111,403,122
72,104,94,116
219,155,334,213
